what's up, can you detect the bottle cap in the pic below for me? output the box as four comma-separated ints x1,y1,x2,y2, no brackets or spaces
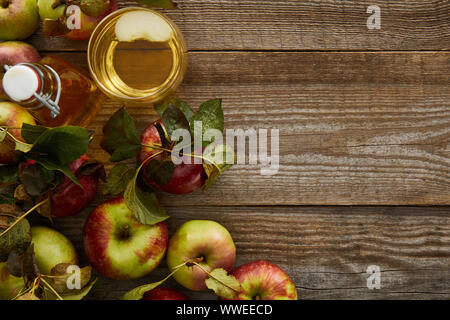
2,65,41,102
2,64,61,118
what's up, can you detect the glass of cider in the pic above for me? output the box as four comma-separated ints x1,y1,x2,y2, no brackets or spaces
88,7,187,104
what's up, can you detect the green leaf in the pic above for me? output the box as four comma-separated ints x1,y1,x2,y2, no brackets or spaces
0,211,32,262
202,144,235,190
0,127,32,153
205,268,241,300
162,104,190,140
0,194,15,205
124,163,168,225
77,159,105,178
155,97,194,121
145,159,175,186
29,126,91,165
0,164,19,186
122,267,181,300
190,99,224,147
61,278,97,300
6,244,39,280
100,107,141,162
14,141,32,153
103,164,135,196
19,162,56,197
135,0,177,9
21,123,49,144
34,158,79,187
25,126,91,185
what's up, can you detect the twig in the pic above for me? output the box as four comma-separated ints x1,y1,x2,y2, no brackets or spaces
190,260,240,294
0,198,49,238
40,277,64,301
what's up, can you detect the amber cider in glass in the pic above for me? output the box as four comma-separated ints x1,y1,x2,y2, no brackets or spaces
87,7,187,104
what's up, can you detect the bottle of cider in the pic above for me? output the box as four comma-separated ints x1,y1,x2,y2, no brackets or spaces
2,55,105,127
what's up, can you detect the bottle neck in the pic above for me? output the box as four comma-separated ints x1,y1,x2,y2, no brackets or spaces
19,63,61,113
2,62,61,117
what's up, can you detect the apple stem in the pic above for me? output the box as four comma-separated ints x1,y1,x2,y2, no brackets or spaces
119,224,130,239
0,0,10,9
142,143,223,173
29,277,40,298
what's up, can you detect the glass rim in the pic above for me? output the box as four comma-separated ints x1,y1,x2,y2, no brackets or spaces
87,6,187,103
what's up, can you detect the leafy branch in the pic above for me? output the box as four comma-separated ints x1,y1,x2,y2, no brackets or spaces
0,198,48,239
101,98,233,225
123,151,169,225
1,124,93,186
0,126,32,153
189,261,241,299
40,277,64,300
122,262,186,300
122,258,241,300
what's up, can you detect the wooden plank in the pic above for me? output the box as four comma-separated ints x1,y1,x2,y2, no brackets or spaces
28,0,450,52
29,206,450,299
49,51,450,206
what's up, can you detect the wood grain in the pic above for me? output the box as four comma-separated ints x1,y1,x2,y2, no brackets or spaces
28,0,450,52
4,0,450,301
50,50,450,206
30,206,450,300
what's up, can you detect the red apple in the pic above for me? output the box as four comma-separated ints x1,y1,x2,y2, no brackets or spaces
167,220,236,291
138,122,207,194
0,41,41,66
0,102,36,164
0,0,40,40
63,0,117,41
0,41,41,101
229,260,298,300
50,154,101,218
83,196,168,280
142,287,188,300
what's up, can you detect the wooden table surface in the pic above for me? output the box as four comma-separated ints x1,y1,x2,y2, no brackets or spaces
29,0,449,299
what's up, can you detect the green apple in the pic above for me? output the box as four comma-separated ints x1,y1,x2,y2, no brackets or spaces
83,196,168,280
0,0,40,40
37,0,65,20
80,0,109,17
167,220,236,291
31,226,78,275
0,262,25,300
0,102,36,164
